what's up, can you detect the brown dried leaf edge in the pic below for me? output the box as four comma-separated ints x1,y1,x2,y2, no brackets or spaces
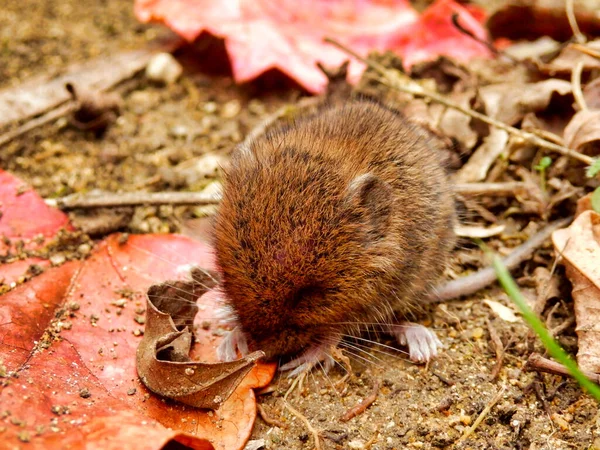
136,267,264,409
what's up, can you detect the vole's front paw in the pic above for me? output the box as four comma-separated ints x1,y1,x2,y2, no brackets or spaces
390,322,442,363
216,327,249,362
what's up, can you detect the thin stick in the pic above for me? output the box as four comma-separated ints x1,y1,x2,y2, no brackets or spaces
324,37,595,167
570,43,600,60
257,403,287,429
526,353,600,383
340,380,380,422
430,217,573,303
0,102,76,148
454,182,527,197
566,0,586,44
46,191,220,210
459,385,506,442
283,401,321,450
47,182,526,211
572,61,588,111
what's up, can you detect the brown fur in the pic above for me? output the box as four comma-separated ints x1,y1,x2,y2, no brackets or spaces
213,100,455,359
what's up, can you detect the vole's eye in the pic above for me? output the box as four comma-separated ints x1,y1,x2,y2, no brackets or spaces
289,285,320,307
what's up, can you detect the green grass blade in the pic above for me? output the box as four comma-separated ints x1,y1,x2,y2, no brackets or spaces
492,255,600,401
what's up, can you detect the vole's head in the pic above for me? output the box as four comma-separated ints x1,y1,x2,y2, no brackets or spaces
213,138,396,360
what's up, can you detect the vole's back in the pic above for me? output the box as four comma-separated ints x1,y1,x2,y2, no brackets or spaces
214,100,455,358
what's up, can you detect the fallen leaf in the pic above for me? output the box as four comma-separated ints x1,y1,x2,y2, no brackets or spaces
137,269,265,409
0,169,72,289
483,299,520,323
583,76,600,110
539,41,600,75
456,128,509,182
0,170,276,450
552,204,600,373
454,224,506,239
135,0,490,93
563,109,600,153
429,90,478,152
479,79,572,126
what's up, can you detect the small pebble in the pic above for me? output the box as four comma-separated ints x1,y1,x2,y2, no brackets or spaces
50,253,66,266
146,52,182,84
79,388,92,399
348,439,365,449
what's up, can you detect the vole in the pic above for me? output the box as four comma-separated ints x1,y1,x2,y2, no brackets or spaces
213,100,456,371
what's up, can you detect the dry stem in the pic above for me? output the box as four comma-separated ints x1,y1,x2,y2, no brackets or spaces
526,353,600,383
571,61,588,111
566,0,586,44
46,191,220,209
459,385,506,442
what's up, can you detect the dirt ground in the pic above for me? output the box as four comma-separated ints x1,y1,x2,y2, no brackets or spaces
2,1,599,449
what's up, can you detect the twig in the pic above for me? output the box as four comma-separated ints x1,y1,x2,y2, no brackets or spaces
340,379,380,422
283,401,321,450
46,191,220,210
430,217,573,303
450,13,517,63
454,182,527,197
324,37,595,167
459,385,506,442
570,43,600,60
526,353,600,383
566,0,586,44
257,403,287,429
0,102,76,148
486,318,504,381
571,61,588,111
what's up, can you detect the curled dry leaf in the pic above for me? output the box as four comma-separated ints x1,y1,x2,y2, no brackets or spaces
552,202,600,373
135,0,490,93
137,269,265,409
456,128,509,182
563,110,600,152
479,79,572,125
583,77,600,110
0,169,276,450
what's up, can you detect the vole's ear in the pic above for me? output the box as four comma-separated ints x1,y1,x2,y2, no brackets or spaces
345,173,394,243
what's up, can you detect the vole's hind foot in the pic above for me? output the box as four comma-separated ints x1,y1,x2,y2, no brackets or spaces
390,322,442,363
216,327,249,362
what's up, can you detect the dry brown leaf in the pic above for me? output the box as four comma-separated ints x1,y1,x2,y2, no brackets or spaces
583,77,600,110
479,79,572,125
552,208,600,373
539,40,600,75
137,269,265,409
563,109,600,152
429,90,478,152
456,128,508,182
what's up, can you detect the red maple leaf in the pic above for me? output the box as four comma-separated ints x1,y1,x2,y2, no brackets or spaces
135,0,491,93
0,169,275,450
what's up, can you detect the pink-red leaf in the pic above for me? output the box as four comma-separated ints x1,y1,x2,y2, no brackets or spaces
135,0,491,93
0,170,275,450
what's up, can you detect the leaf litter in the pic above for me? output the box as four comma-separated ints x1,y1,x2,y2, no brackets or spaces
3,0,600,449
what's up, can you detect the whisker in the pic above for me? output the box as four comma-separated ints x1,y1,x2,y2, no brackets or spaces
337,343,382,368
340,334,410,356
338,341,386,365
